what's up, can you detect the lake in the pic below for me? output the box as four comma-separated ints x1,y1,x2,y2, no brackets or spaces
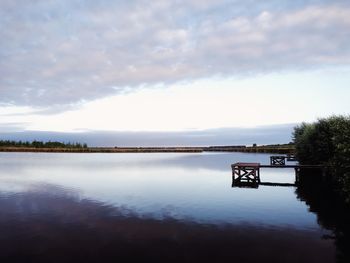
0,152,340,262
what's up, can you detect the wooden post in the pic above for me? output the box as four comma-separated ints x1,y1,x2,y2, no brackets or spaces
270,156,286,166
294,167,300,185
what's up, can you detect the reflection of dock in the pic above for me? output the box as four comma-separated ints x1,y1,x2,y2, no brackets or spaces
231,161,326,188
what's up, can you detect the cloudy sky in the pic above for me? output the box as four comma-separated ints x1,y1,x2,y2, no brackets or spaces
1,0,350,140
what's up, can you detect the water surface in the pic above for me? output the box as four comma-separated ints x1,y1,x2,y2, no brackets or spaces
0,152,337,262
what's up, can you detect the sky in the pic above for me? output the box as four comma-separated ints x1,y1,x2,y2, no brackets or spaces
1,0,350,144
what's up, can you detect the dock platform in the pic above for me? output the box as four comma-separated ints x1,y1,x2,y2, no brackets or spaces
231,162,326,188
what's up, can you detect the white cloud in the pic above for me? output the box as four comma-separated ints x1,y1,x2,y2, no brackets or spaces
0,0,349,108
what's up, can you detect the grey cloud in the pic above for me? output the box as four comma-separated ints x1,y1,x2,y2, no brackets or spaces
1,0,349,107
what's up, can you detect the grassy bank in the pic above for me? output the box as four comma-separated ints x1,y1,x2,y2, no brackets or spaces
0,144,294,154
0,147,203,153
205,145,294,154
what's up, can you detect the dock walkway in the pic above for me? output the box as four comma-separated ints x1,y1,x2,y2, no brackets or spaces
231,162,327,188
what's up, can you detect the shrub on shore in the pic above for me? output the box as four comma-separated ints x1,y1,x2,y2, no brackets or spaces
293,115,350,200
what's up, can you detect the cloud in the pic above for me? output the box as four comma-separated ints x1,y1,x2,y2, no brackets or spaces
1,0,349,107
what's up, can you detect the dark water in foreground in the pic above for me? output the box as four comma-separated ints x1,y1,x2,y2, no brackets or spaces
0,152,348,262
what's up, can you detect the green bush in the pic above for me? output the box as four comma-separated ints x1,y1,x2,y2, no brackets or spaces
293,116,350,200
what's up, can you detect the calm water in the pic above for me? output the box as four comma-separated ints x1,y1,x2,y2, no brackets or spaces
0,152,341,262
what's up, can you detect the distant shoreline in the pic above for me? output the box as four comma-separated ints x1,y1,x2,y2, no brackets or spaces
0,145,294,154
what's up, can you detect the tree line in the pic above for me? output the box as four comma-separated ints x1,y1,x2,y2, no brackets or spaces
293,115,350,201
0,140,88,149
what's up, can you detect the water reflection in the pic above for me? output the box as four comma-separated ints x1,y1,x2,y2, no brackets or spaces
296,171,350,263
0,152,273,172
0,185,335,263
0,152,342,262
0,153,316,228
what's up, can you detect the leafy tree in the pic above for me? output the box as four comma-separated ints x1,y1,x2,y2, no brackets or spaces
293,116,350,201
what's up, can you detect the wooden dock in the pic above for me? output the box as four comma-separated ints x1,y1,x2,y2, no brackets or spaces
231,162,326,188
270,155,298,165
231,163,261,186
259,164,325,169
270,156,286,166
